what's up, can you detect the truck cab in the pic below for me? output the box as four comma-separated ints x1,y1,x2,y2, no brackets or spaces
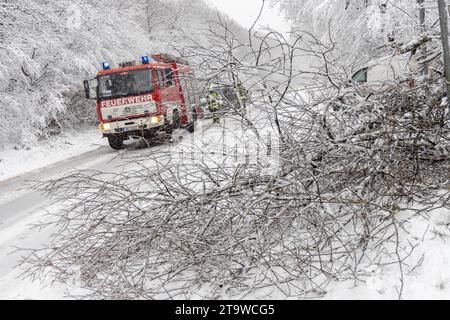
84,54,203,150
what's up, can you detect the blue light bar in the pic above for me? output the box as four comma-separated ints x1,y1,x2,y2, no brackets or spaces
102,62,111,70
141,56,151,65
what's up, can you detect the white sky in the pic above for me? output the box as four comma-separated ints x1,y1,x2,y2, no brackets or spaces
206,0,291,34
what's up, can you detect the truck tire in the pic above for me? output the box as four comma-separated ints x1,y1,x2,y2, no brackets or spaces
187,120,195,133
165,125,173,135
193,108,198,121
108,135,124,150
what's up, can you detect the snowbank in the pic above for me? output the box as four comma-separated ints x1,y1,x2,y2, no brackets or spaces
324,211,450,300
0,129,106,183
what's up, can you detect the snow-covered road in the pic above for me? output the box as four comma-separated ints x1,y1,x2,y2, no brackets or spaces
0,143,123,298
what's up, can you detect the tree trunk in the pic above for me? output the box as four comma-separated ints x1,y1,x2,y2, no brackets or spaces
438,0,450,102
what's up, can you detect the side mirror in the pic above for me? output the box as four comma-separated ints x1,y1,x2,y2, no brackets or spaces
83,80,91,99
83,79,98,100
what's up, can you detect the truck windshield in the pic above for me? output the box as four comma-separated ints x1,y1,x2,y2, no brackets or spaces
98,69,154,99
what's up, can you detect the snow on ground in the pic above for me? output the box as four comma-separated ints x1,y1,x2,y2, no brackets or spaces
0,204,89,300
324,209,450,300
1,208,447,300
0,129,107,183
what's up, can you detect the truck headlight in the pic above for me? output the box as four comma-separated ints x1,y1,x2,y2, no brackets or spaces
101,123,111,131
150,116,161,124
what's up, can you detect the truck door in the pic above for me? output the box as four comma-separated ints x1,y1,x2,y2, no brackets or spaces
178,71,195,125
157,68,183,125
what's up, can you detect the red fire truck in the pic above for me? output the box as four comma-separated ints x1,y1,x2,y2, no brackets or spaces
83,54,203,150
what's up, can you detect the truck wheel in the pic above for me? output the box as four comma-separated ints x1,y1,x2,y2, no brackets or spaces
187,121,195,133
108,135,124,150
193,108,198,121
165,125,173,135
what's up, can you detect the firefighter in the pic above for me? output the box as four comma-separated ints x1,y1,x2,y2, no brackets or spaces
235,82,248,109
209,91,222,124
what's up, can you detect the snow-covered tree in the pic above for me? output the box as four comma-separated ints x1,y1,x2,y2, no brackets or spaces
274,0,440,64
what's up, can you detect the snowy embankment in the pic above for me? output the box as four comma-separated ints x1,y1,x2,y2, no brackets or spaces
0,129,106,183
324,210,450,300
